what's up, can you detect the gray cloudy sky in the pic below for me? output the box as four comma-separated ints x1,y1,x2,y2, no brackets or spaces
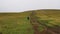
0,0,60,12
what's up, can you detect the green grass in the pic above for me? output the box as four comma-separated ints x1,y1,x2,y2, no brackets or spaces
0,13,34,34
0,9,60,34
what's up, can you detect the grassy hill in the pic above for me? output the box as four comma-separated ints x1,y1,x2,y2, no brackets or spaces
0,9,60,34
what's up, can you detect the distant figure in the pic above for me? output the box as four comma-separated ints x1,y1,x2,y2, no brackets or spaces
27,17,29,20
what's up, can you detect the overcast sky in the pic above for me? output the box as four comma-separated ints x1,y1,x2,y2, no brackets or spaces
0,0,60,12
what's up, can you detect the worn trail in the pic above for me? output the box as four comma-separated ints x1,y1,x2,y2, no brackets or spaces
29,12,41,34
30,16,41,34
29,12,60,34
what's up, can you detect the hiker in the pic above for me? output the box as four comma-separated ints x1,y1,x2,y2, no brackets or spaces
27,17,29,20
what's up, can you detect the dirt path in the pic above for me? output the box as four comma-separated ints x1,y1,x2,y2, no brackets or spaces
30,16,41,34
29,12,41,34
29,12,60,34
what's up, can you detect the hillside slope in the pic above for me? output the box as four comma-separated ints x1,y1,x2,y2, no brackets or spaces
0,9,60,34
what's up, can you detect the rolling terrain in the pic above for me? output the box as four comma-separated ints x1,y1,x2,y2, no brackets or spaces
0,9,60,34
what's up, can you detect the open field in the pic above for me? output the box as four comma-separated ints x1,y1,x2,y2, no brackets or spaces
0,9,60,34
